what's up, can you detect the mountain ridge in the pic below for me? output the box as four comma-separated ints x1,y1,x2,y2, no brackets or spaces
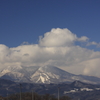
0,65,100,84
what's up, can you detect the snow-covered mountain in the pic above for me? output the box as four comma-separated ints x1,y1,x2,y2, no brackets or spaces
0,65,100,84
30,66,74,84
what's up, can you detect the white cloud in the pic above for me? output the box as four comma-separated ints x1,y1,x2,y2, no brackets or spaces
77,36,89,42
0,28,100,77
39,28,77,47
86,41,100,47
64,57,100,77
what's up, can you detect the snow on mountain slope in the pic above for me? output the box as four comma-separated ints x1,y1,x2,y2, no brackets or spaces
0,71,30,82
0,65,100,84
0,66,30,82
30,66,74,84
0,65,38,82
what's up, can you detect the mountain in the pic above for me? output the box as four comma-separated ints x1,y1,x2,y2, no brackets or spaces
0,65,100,84
0,65,40,83
30,66,74,84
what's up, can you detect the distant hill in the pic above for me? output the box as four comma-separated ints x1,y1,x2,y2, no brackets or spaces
0,79,100,100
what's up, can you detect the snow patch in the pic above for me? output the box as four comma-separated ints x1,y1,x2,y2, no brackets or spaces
36,73,51,83
80,88,93,91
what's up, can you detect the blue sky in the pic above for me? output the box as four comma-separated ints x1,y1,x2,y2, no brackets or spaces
0,0,100,47
0,0,100,77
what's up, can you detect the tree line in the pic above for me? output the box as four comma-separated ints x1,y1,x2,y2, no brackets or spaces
0,92,71,100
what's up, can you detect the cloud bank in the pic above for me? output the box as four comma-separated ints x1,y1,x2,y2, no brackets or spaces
0,28,100,77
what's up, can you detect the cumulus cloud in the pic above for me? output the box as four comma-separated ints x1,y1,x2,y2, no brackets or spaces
0,28,100,77
39,28,77,47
